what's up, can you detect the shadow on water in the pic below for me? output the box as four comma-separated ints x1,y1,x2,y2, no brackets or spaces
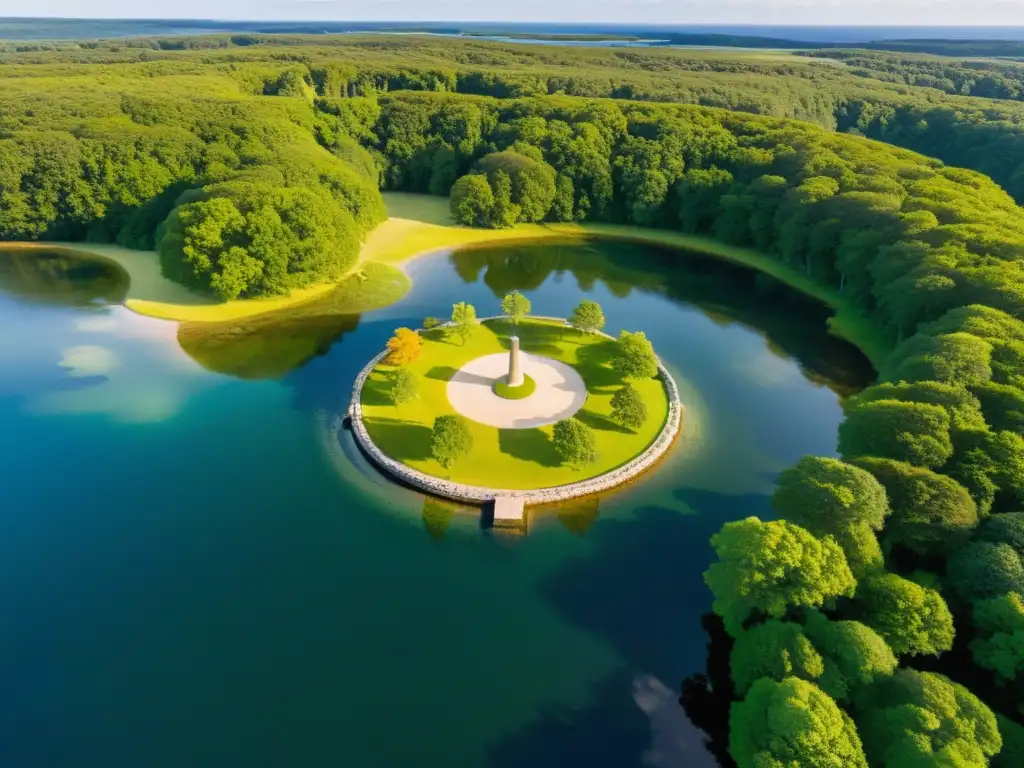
0,248,129,306
178,312,363,381
486,669,720,768
555,497,602,536
495,490,773,765
168,238,874,402
450,240,876,396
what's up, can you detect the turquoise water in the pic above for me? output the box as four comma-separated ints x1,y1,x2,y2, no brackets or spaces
0,241,872,767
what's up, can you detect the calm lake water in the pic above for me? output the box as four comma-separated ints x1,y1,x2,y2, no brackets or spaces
0,240,873,767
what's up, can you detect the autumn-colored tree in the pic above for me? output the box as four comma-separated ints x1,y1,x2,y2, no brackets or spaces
386,327,423,366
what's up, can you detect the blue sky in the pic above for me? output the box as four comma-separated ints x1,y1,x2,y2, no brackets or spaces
4,0,1023,25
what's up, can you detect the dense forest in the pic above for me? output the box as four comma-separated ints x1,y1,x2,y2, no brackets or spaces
3,34,1022,201
4,34,1024,764
802,50,1024,101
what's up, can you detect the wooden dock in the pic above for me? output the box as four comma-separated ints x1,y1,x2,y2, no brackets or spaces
492,496,526,529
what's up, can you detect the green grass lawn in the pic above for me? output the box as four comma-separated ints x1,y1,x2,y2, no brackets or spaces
360,318,671,490
494,374,536,399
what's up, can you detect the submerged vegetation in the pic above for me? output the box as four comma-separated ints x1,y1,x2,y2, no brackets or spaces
3,31,1024,763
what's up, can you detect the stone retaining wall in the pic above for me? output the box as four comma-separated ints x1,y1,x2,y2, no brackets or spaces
347,316,682,506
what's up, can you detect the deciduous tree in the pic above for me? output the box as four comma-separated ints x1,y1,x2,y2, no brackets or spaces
730,677,868,768
704,518,856,637
430,415,473,470
610,384,648,429
854,670,1001,767
552,418,597,469
390,368,419,406
852,572,955,657
569,299,605,333
612,330,659,381
501,290,531,324
385,327,423,366
839,399,953,469
450,302,478,345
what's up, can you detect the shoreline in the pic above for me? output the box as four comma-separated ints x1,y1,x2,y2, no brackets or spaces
3,192,890,368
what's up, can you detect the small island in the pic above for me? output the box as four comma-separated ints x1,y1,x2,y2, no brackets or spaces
347,296,683,519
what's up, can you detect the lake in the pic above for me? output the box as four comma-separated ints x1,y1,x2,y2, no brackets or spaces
0,240,873,767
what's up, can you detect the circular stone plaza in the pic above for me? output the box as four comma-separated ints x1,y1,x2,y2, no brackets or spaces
348,315,683,526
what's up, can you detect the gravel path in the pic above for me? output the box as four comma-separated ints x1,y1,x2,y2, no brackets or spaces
447,352,587,429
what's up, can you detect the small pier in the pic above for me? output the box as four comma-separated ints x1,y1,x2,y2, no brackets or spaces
492,496,526,529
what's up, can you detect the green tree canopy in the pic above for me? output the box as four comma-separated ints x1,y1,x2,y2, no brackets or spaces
500,290,531,324
568,299,605,333
450,174,494,227
612,330,659,381
852,572,955,657
390,368,419,406
450,301,478,344
854,670,1001,767
552,418,598,469
773,456,891,575
888,332,995,388
476,150,556,223
430,414,473,469
610,383,649,429
853,457,978,557
729,677,869,768
839,399,953,469
704,517,856,637
970,592,1024,684
730,612,897,703
994,715,1024,768
773,456,890,534
848,380,987,435
947,541,1024,603
158,181,362,300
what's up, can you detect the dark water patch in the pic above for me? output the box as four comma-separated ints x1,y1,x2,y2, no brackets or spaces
0,248,129,306
1,236,872,766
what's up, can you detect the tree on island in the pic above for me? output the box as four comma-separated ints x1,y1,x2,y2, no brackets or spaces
501,290,531,324
385,327,422,365
611,383,648,429
552,418,598,469
431,415,473,469
613,330,659,380
390,368,419,406
569,299,606,334
450,302,478,345
423,317,442,330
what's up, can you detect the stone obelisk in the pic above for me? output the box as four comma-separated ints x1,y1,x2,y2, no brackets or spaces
507,335,524,387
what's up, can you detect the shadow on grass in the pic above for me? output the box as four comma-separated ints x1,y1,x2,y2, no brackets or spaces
575,409,632,435
426,365,459,382
363,416,433,462
491,319,572,357
574,340,625,389
498,428,562,468
361,373,395,406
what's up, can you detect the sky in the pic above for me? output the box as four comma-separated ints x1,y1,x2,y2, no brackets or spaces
3,0,1024,26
